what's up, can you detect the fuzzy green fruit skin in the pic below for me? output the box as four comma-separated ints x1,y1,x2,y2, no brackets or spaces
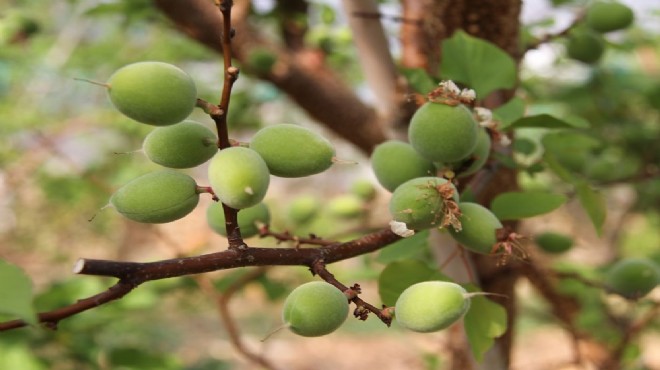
107,62,197,126
395,281,470,333
371,140,436,192
207,147,270,209
586,2,634,33
143,120,217,169
604,258,660,299
282,281,349,337
389,177,459,230
567,31,605,64
250,124,335,178
447,128,491,178
206,202,270,238
535,232,574,254
110,171,199,223
287,195,321,225
409,102,479,163
449,202,502,254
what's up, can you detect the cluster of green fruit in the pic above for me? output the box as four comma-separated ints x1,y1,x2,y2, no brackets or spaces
370,82,505,254
279,280,474,337
566,1,634,64
101,62,337,237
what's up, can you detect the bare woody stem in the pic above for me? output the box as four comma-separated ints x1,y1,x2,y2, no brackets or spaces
212,0,242,248
0,228,401,331
312,260,393,326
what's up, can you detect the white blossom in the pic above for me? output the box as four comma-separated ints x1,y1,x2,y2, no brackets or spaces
439,80,460,95
499,134,511,146
460,88,476,102
474,107,492,122
389,220,415,237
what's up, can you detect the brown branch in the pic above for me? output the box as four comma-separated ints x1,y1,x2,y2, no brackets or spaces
523,10,586,53
258,224,336,247
152,0,387,154
195,268,279,370
604,301,660,369
311,259,392,326
0,227,400,331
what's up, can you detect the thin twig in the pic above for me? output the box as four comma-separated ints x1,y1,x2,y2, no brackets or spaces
258,225,336,247
311,259,392,326
195,268,279,370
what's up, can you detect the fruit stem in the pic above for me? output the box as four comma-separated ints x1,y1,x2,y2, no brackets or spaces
73,77,109,89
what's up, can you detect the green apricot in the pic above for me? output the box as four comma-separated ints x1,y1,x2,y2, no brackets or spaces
586,2,634,33
206,201,270,238
395,281,470,333
282,281,349,337
327,195,364,219
534,231,574,254
350,179,377,201
287,195,321,225
143,120,217,169
207,147,270,209
250,124,335,178
389,177,459,230
604,258,660,299
448,202,502,254
110,171,199,223
246,47,277,74
107,61,197,126
371,140,436,192
567,30,605,64
447,127,492,178
409,102,479,163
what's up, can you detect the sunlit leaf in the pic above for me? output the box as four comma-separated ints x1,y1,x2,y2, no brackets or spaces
440,30,516,98
463,284,507,362
491,191,567,220
376,230,430,264
0,260,37,325
493,97,526,126
378,259,449,307
575,181,606,236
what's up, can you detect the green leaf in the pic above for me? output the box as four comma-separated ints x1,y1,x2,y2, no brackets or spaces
493,97,526,126
491,191,567,220
504,114,582,130
575,181,606,236
543,152,576,183
400,68,436,94
0,260,37,325
376,230,430,264
439,30,517,98
378,259,449,307
463,285,508,362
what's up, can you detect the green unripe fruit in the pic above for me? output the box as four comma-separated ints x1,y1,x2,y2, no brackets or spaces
282,281,349,337
287,195,321,225
107,62,197,126
327,194,364,219
350,179,377,201
534,231,574,254
395,281,470,333
206,202,270,238
143,120,217,169
110,171,199,223
448,128,492,178
371,140,436,192
586,2,634,33
389,177,459,230
250,124,335,178
567,30,605,64
246,47,277,74
604,258,660,299
409,102,479,163
207,147,270,209
448,202,502,254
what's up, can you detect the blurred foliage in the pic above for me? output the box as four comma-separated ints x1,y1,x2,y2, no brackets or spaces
0,0,659,369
